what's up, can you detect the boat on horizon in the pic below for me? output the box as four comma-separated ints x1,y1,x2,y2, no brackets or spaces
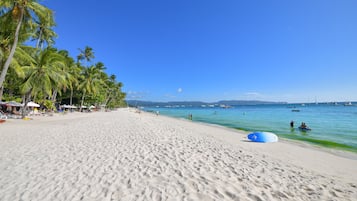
344,102,353,106
220,104,232,109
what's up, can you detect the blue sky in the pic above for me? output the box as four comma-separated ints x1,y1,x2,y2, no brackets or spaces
43,0,357,103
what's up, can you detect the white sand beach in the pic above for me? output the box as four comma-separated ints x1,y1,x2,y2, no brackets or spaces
0,108,356,201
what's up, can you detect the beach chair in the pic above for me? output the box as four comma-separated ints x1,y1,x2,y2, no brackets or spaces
29,108,41,116
0,110,8,120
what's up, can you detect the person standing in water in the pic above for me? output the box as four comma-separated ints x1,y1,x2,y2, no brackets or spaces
188,114,193,120
290,120,294,128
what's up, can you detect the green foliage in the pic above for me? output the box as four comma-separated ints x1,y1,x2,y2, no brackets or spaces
0,2,126,108
43,99,55,111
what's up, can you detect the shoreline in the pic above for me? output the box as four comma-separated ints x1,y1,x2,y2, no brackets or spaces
144,108,357,153
1,108,356,200
141,109,357,179
166,113,357,159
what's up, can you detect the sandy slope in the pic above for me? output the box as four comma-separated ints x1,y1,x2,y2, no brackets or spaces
0,108,356,201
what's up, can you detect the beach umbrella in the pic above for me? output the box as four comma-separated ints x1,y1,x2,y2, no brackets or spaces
25,101,40,107
7,101,23,107
61,105,77,109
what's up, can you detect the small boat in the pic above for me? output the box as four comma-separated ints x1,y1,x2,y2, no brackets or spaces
291,109,300,112
344,102,353,106
220,104,232,109
298,126,311,131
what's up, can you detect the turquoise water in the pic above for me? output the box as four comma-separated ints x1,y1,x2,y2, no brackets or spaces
144,103,357,152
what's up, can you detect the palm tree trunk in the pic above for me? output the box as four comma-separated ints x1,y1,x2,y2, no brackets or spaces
80,90,86,112
36,28,43,49
105,97,111,106
104,93,112,109
52,90,58,102
0,87,3,101
104,91,111,108
0,6,24,91
21,91,31,119
70,88,73,105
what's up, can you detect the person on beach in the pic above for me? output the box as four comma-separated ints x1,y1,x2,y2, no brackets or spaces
290,120,294,128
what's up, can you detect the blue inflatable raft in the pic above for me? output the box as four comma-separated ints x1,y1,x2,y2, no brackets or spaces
247,132,279,143
298,127,311,131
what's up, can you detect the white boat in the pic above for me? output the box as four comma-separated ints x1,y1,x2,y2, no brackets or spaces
219,104,231,109
344,102,353,106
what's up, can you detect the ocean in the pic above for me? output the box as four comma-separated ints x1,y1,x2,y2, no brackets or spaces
143,103,357,152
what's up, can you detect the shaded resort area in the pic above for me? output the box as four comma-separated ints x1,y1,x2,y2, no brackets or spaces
0,101,99,121
0,101,41,119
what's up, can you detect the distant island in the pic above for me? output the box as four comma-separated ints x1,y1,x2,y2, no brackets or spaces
127,100,287,107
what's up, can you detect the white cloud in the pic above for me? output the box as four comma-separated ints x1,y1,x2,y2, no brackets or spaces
177,88,183,93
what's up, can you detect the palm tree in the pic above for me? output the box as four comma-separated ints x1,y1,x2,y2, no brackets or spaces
33,18,57,49
50,49,76,103
1,4,127,109
0,45,32,100
77,46,94,66
20,47,66,117
58,50,80,106
0,0,55,91
0,3,29,100
78,66,103,112
102,74,121,108
83,46,95,62
0,45,34,99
